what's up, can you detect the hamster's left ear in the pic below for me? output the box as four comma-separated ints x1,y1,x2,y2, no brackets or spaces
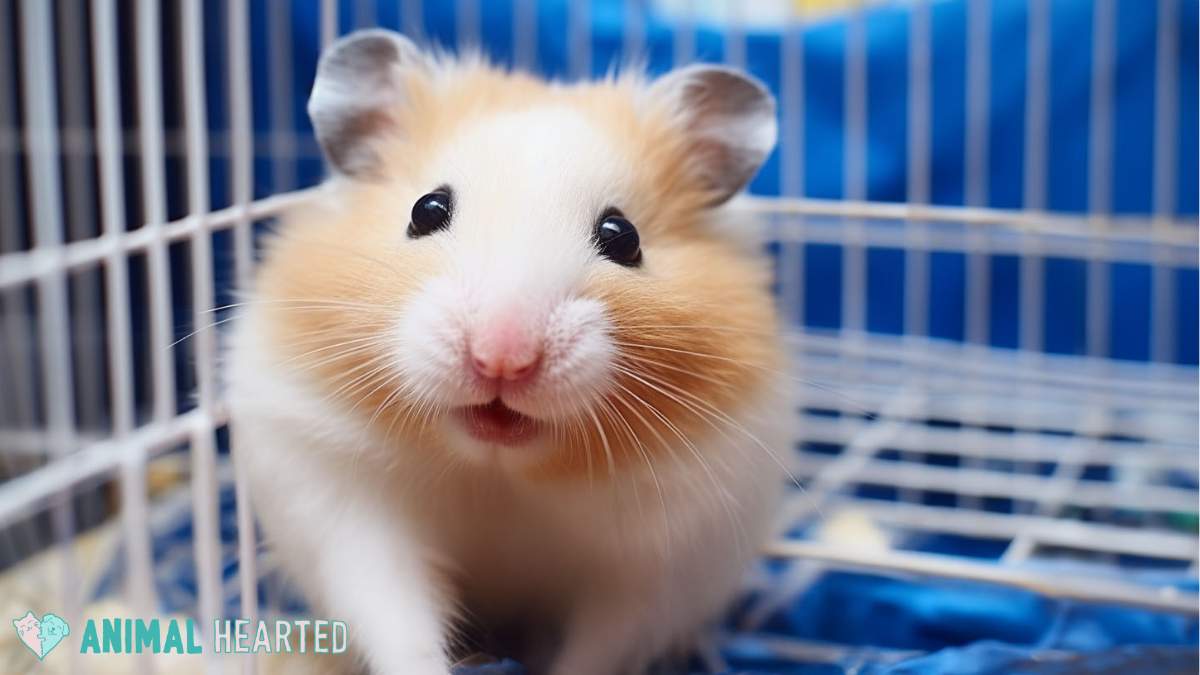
648,65,777,206
308,29,430,179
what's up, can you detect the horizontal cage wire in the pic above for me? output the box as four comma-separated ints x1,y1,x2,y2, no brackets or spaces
0,0,1196,673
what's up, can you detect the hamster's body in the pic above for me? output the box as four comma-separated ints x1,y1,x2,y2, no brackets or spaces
232,325,783,673
228,30,787,675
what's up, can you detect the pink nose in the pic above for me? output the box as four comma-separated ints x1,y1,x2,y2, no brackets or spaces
470,320,542,382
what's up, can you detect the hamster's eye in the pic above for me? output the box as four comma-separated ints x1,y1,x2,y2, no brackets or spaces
408,189,453,238
594,210,642,267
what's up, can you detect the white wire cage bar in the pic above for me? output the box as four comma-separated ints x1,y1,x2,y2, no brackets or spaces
0,0,1196,673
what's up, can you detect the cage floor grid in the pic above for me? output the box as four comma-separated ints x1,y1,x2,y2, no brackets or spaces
0,335,1194,674
761,331,1198,614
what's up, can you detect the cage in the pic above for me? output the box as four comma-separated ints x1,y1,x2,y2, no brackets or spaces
0,0,1196,673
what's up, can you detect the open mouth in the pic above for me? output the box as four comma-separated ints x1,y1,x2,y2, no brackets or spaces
455,399,541,446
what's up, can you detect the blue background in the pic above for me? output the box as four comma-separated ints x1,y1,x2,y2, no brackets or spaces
205,0,1198,363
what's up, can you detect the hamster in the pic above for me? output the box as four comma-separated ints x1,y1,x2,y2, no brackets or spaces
227,29,787,675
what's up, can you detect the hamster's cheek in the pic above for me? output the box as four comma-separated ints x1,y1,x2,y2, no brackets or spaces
584,237,780,443
393,276,492,409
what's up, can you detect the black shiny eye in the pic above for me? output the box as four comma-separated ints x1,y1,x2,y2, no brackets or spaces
408,189,453,238
594,210,642,267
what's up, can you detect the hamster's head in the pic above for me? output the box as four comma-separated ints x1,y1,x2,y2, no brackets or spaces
256,30,782,479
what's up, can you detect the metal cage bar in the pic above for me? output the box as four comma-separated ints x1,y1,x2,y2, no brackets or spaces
20,3,83,671
0,3,1195,674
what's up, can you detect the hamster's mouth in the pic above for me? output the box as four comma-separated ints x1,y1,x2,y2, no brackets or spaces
454,399,541,446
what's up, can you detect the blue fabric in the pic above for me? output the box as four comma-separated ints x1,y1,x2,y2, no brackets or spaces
281,0,1199,218
162,2,1200,673
95,483,1199,673
869,643,1199,675
201,0,1200,363
710,642,1200,675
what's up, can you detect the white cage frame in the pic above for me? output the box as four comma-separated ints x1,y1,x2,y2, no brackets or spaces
0,0,1196,672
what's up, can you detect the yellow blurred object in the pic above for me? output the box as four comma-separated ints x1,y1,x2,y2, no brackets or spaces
814,509,892,552
795,0,867,12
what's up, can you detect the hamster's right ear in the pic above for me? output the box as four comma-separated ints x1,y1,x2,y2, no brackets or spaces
648,65,776,206
308,29,430,179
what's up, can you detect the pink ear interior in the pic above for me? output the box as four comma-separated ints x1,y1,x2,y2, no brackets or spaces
308,29,428,179
650,65,778,206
